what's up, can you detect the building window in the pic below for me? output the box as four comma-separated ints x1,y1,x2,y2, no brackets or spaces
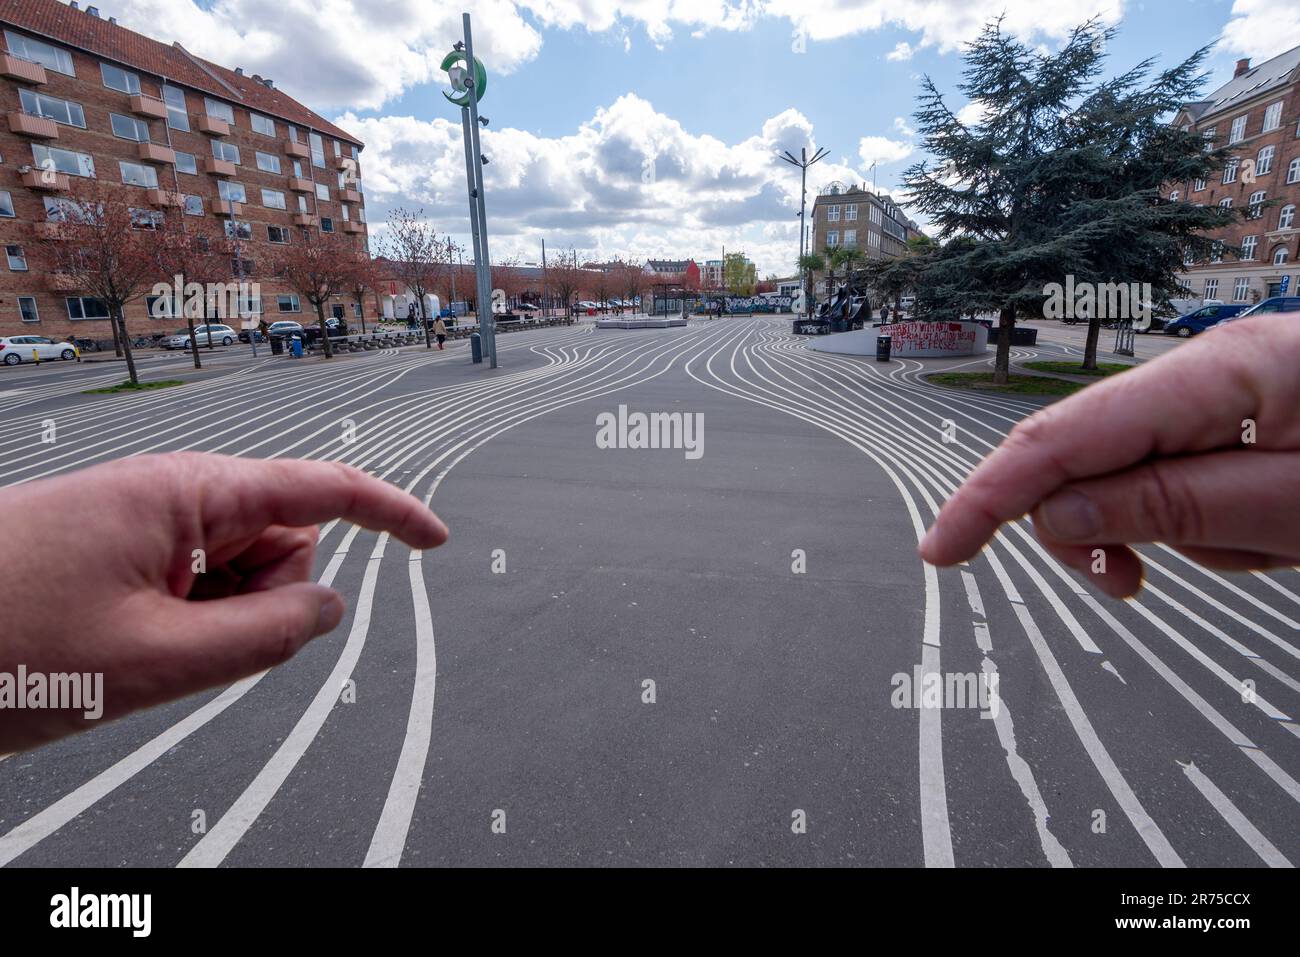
844,204,857,221
297,195,309,213
6,245,27,271
267,225,289,244
224,220,253,241
1273,246,1290,265
277,294,301,313
218,180,247,203
826,205,841,222
33,144,95,178
1280,204,1296,230
1233,277,1250,301
1222,158,1238,184
1248,191,1265,218
66,297,110,320
309,132,326,169
1256,145,1274,176
843,229,857,246
1288,157,1300,184
1262,101,1283,132
1240,235,1258,260
183,194,204,216
130,208,163,230
292,160,304,178
19,89,85,127
174,151,197,175
212,139,240,164
288,125,299,143
0,192,13,218
825,230,838,246
1229,115,1247,143
1204,278,1218,299
162,84,189,132
110,113,151,142
204,98,235,124
100,63,140,94
17,296,39,323
1211,241,1224,262
255,151,281,174
320,217,334,233
315,182,329,201
261,188,286,210
118,161,158,189
1219,197,1233,209
250,112,275,136
5,31,75,75
1192,177,1206,191
1202,127,1216,150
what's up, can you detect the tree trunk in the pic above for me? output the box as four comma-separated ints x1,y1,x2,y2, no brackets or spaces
111,317,123,357
1082,315,1101,371
420,295,432,349
116,309,139,385
317,304,333,358
993,303,1015,385
186,312,202,369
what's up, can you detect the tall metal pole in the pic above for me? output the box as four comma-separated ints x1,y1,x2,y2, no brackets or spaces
459,105,484,328
779,146,828,318
541,238,548,319
463,14,496,368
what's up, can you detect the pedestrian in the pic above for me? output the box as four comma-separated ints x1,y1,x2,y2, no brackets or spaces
880,303,890,324
432,317,448,350
257,317,269,341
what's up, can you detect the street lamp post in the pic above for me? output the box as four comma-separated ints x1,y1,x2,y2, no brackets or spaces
779,146,828,316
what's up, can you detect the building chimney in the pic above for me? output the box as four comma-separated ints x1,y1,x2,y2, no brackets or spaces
235,67,243,75
86,6,99,17
263,78,274,89
1235,57,1251,77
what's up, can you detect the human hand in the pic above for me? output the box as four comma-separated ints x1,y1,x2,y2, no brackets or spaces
0,453,448,753
919,316,1300,597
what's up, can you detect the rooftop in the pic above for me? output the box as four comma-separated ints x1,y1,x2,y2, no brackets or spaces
1182,43,1300,123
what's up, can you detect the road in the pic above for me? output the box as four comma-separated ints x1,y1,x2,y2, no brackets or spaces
0,317,1295,867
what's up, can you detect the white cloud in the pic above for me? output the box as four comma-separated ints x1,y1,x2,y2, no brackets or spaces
1219,0,1300,63
858,135,913,168
887,41,914,61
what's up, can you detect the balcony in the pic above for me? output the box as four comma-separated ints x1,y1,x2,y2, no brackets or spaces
7,110,58,139
146,188,184,208
340,188,361,204
1,53,47,84
129,94,168,120
197,115,231,136
292,213,318,227
342,221,365,234
333,155,354,171
285,139,309,159
203,156,237,177
211,198,243,216
20,168,69,191
288,176,314,192
137,142,176,165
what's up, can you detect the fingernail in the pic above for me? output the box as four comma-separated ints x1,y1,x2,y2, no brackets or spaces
315,591,345,635
1039,489,1102,541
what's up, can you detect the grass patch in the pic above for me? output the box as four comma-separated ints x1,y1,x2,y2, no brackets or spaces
924,372,1086,396
1021,360,1133,378
83,379,184,395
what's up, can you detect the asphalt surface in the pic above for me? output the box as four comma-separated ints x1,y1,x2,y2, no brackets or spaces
0,317,1295,867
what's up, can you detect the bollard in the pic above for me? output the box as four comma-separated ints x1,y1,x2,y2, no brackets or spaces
33,348,39,364
876,335,892,363
470,332,483,364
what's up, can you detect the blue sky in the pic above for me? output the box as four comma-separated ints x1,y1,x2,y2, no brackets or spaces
115,0,1300,275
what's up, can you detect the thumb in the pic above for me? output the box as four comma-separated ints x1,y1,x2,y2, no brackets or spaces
114,583,345,717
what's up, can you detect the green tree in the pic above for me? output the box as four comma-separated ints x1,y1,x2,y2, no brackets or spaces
796,252,824,313
902,18,1235,382
723,252,756,297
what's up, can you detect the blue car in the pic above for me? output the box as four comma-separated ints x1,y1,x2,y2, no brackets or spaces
1217,296,1300,327
1163,303,1249,337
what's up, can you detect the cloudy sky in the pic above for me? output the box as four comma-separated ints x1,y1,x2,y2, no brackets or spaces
106,0,1300,276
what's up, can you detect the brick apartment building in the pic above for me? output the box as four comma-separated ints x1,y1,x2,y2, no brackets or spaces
1170,45,1300,304
0,0,368,342
809,182,922,296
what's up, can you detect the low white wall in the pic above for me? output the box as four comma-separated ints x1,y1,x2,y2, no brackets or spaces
809,320,989,357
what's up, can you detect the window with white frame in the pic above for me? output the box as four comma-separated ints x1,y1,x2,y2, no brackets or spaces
277,294,301,313
827,205,841,222
1248,190,1265,218
5,31,75,75
1229,115,1247,143
1288,156,1300,184
224,220,252,240
1222,158,1238,183
1233,277,1250,300
255,151,281,174
320,216,334,232
309,131,325,168
267,225,289,244
19,89,85,127
211,139,240,164
250,112,275,136
261,188,286,210
1211,241,1224,262
1204,278,1218,299
1256,145,1274,175
162,85,188,131
204,98,235,124
0,191,13,217
174,151,197,175
183,194,204,216
18,296,39,323
218,180,247,203
100,63,140,94
1193,177,1206,191
33,144,95,178
1240,235,1258,260
1281,204,1296,230
825,230,839,246
1219,197,1233,209
129,208,163,230
844,204,857,221
118,161,158,188
1202,127,1216,150
315,182,329,201
110,113,150,142
1262,101,1283,132
1273,246,1290,265
297,195,309,213
6,245,28,271
66,297,110,320
843,229,857,246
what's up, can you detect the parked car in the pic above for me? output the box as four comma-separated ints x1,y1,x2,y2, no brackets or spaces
266,320,305,339
0,335,78,365
162,324,237,349
238,327,266,343
1162,303,1249,337
1217,296,1300,326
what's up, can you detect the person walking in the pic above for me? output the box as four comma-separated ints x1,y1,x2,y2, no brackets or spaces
880,303,890,324
432,317,448,350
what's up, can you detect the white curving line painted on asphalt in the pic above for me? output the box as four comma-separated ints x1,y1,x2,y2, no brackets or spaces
1177,760,1293,868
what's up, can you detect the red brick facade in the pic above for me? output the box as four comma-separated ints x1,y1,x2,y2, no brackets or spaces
0,0,371,342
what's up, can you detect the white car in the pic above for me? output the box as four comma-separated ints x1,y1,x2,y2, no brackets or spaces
162,324,237,349
0,335,78,365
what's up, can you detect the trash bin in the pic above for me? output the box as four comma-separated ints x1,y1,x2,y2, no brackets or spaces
270,336,284,355
290,335,303,358
876,334,892,362
470,332,482,364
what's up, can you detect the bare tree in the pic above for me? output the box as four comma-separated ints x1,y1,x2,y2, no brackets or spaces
547,248,584,318
378,207,446,348
267,230,359,358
